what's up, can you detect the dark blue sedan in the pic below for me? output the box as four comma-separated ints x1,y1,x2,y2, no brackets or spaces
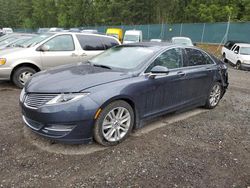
20,43,229,146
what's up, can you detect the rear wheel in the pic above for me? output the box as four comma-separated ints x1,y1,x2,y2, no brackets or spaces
12,66,36,88
94,100,134,146
205,82,222,109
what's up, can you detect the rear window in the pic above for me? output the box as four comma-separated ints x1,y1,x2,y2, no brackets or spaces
76,35,105,51
101,37,119,49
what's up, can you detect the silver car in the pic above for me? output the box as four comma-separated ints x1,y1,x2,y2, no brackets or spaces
0,32,120,88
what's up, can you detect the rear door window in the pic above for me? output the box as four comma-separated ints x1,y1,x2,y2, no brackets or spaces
184,48,207,66
76,35,105,51
101,37,120,49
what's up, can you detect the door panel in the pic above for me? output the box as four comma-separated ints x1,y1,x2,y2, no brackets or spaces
40,34,81,69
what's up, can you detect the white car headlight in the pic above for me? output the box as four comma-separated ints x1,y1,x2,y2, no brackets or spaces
46,93,90,105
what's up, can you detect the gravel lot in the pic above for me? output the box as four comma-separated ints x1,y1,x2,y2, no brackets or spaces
0,66,249,188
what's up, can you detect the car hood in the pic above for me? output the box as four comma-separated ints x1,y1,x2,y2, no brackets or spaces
25,63,133,93
0,47,27,56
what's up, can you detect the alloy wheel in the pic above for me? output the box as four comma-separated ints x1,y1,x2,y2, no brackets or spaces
102,107,131,142
209,84,221,107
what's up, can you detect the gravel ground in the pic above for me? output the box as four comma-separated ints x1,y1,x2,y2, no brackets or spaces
0,66,249,188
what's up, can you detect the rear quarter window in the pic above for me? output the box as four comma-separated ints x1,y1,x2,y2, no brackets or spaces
76,35,105,51
101,37,120,49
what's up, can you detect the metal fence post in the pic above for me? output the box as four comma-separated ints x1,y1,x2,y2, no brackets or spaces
201,23,206,43
180,23,183,36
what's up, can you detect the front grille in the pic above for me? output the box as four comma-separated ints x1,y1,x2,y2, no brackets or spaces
24,93,58,109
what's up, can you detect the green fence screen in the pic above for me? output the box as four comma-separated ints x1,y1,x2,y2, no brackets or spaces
15,22,250,44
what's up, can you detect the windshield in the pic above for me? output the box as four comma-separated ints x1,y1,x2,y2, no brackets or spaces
21,33,53,48
240,47,250,55
172,38,193,46
124,35,139,42
89,46,155,70
0,37,17,46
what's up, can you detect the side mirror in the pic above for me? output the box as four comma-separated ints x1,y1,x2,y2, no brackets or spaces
234,50,238,54
148,66,169,79
193,43,197,46
39,44,50,52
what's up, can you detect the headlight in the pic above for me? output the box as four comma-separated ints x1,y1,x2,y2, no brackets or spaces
0,58,6,65
46,93,90,105
20,88,26,102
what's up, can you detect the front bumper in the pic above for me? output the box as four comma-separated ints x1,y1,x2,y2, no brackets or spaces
241,63,250,70
20,96,100,144
0,67,12,80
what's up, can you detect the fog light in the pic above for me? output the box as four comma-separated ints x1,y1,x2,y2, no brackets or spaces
43,124,76,132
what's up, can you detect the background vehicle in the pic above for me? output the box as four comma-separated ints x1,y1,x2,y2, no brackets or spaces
2,28,13,34
0,34,36,50
222,42,250,70
69,28,81,32
37,28,50,34
49,27,63,32
0,32,121,88
171,37,194,46
150,39,162,42
123,30,143,44
81,29,99,34
106,28,123,42
20,43,228,146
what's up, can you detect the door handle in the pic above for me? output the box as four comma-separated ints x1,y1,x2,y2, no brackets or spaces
177,71,186,77
71,53,78,57
206,67,213,72
81,53,87,57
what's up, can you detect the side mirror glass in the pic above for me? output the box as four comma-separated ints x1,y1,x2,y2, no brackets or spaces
40,44,50,52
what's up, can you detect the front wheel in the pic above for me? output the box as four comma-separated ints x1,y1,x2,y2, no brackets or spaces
205,82,222,109
12,66,36,88
222,53,228,63
236,61,242,70
94,100,134,146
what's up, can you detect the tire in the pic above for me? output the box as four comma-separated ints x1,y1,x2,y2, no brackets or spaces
205,82,222,109
94,100,134,146
12,66,36,88
222,53,228,63
236,61,242,70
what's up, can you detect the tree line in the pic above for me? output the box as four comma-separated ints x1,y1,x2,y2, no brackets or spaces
0,0,250,28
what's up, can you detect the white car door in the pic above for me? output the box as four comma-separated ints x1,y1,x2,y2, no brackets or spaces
227,45,236,63
231,45,240,64
39,34,81,69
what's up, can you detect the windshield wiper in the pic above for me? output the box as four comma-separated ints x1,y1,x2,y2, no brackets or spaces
92,64,112,70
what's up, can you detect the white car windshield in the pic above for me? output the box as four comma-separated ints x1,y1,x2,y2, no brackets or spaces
89,46,155,70
240,47,250,55
124,35,139,42
21,33,53,48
